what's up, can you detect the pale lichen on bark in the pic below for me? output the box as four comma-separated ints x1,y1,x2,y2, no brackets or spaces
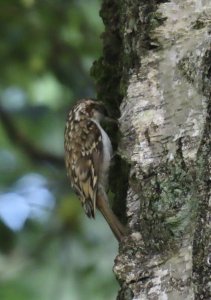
115,1,211,299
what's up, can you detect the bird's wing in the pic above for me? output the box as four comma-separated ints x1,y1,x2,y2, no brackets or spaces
65,119,103,218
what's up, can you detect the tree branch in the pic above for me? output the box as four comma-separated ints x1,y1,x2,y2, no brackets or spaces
0,106,64,167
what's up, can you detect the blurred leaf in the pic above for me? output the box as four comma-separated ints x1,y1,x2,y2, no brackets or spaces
0,221,16,253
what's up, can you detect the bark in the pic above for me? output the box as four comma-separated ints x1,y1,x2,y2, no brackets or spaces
93,0,211,299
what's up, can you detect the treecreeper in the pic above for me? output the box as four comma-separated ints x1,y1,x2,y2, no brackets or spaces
64,99,126,242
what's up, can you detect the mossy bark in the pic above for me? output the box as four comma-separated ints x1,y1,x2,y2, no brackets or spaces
92,0,211,299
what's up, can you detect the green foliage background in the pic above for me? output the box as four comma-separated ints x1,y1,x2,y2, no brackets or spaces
0,1,118,299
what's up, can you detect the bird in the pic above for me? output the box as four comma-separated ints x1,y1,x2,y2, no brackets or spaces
64,99,126,242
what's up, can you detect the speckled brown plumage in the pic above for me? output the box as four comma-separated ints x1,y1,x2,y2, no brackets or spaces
64,99,126,241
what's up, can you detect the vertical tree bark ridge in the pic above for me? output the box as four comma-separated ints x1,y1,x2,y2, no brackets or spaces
114,1,210,299
192,49,211,298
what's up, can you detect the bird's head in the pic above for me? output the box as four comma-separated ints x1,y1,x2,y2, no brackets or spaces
72,99,108,122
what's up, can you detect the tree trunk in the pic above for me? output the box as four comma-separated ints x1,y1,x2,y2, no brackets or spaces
92,1,211,299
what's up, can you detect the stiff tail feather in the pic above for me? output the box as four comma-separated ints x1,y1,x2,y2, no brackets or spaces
96,192,126,242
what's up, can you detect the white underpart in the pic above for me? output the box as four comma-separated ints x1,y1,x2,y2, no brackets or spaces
91,119,113,189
